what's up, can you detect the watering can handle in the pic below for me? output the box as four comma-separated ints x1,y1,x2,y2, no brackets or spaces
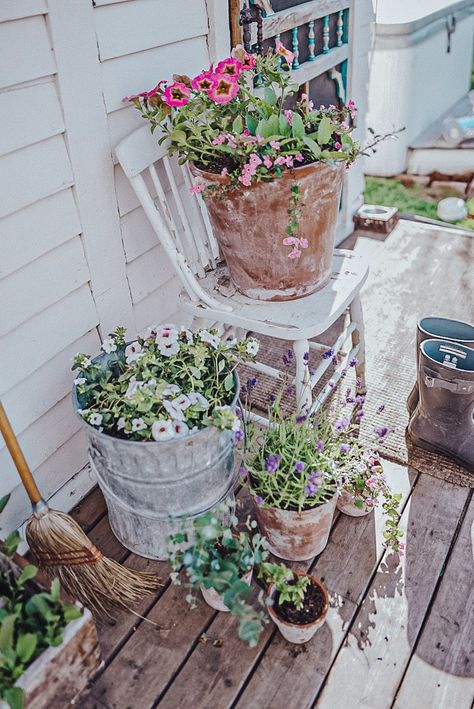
0,401,43,505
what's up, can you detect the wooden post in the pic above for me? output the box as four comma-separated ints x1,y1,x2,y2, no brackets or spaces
229,0,242,48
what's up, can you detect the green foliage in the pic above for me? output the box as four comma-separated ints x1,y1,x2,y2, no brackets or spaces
0,514,81,709
259,563,310,611
73,326,259,441
168,506,269,647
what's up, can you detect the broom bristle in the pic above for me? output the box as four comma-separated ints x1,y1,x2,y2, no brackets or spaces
26,508,162,617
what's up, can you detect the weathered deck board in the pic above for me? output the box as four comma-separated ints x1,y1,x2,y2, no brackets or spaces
393,493,474,709
314,476,470,709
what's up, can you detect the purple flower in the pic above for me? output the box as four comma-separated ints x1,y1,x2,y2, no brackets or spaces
255,495,264,507
303,351,310,363
355,376,362,389
332,355,339,366
287,349,294,360
322,348,334,360
316,440,325,452
296,413,307,424
304,483,316,497
356,394,366,405
375,426,389,438
234,429,244,442
268,393,276,404
334,417,349,432
377,404,385,414
340,443,351,454
294,460,306,473
355,409,364,419
308,470,323,485
246,376,257,392
266,454,281,474
349,357,358,367
239,464,248,480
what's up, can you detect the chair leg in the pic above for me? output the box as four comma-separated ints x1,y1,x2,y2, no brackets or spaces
350,294,367,394
293,339,312,414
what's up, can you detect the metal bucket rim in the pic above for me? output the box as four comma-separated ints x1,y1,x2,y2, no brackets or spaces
72,349,240,447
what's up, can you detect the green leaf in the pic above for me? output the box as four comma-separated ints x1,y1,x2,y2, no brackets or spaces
18,565,37,586
50,578,60,602
0,493,11,513
16,633,37,664
317,116,332,145
224,373,234,391
0,615,16,652
263,86,277,106
232,115,243,134
3,530,20,556
245,114,258,135
302,135,321,159
63,604,82,623
291,112,305,140
169,129,186,144
3,687,24,709
278,114,291,137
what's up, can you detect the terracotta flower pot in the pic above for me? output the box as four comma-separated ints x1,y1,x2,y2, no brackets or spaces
253,495,337,561
190,161,345,301
267,573,329,644
336,489,374,517
200,569,253,612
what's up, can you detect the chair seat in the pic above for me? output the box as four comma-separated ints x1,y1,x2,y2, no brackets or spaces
179,249,369,340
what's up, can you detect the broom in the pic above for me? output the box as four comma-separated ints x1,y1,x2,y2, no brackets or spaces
0,401,161,617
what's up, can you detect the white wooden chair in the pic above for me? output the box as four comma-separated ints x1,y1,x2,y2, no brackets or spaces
115,124,369,421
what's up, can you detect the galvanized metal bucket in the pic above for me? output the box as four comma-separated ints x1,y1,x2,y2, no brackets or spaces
73,354,240,560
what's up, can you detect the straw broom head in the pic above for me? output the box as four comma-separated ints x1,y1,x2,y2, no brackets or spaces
26,506,162,617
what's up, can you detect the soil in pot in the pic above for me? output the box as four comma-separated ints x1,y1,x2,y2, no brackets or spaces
274,579,326,625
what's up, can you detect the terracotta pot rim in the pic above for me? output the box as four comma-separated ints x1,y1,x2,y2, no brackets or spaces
266,572,329,628
190,158,346,186
253,493,337,517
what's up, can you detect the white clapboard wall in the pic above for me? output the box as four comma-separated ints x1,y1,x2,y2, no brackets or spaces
0,0,372,532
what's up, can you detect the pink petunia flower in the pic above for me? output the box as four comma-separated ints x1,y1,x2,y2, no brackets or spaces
299,238,309,249
334,141,342,150
269,140,281,151
263,155,273,169
274,156,286,166
215,57,242,79
231,44,257,71
191,72,214,91
295,153,304,162
189,180,205,194
284,109,293,126
283,237,298,246
162,82,191,107
212,134,226,145
288,249,301,259
275,39,295,64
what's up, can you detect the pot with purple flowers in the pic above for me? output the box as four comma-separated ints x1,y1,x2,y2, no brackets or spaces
243,411,338,561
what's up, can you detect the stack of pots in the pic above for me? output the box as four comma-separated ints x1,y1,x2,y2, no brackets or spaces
74,353,239,560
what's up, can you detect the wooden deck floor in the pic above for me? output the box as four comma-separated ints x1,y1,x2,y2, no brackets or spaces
74,223,474,709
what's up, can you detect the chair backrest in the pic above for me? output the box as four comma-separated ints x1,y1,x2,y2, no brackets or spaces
115,124,226,310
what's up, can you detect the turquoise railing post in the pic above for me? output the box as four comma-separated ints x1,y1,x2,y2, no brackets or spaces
341,8,349,93
291,26,300,69
336,10,343,47
308,20,315,61
322,15,330,54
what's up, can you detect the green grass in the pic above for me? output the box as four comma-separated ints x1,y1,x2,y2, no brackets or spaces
364,177,474,231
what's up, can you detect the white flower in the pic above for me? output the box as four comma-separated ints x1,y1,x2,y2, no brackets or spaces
125,376,146,399
180,326,194,343
89,413,103,427
224,337,237,350
187,392,209,411
231,417,242,433
199,329,221,349
117,417,126,431
75,353,92,368
174,394,191,410
163,384,181,397
131,418,147,432
157,340,180,357
155,325,179,345
152,419,175,441
163,399,185,421
101,337,117,354
125,341,144,365
142,324,158,340
245,338,260,357
173,420,189,437
74,377,86,387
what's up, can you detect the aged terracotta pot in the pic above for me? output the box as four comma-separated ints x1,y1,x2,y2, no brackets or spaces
336,489,374,517
253,495,337,561
200,569,253,612
267,573,329,644
190,161,345,301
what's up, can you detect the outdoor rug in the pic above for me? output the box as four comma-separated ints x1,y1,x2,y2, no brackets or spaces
239,220,474,488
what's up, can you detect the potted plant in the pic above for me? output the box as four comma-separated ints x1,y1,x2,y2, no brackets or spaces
72,325,259,560
0,497,101,709
126,45,362,301
167,506,268,647
259,562,328,644
242,406,338,561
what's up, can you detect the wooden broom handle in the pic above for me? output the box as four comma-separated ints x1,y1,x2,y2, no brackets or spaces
0,402,42,505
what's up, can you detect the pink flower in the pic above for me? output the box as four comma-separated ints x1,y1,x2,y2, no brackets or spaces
274,156,286,166
295,153,304,162
212,134,226,145
256,134,265,145
263,156,273,169
190,180,205,194
249,153,262,166
215,57,242,79
191,72,214,91
347,99,357,119
334,141,342,150
299,238,309,249
221,167,228,176
162,82,191,107
231,45,257,71
288,249,301,259
269,140,281,151
283,237,298,246
275,40,295,65
238,172,252,187
284,109,293,126
208,75,239,103
285,155,294,168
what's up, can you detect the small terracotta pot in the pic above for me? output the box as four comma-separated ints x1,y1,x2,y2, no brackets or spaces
190,160,345,301
267,573,329,644
253,495,337,561
336,489,374,517
200,569,253,612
